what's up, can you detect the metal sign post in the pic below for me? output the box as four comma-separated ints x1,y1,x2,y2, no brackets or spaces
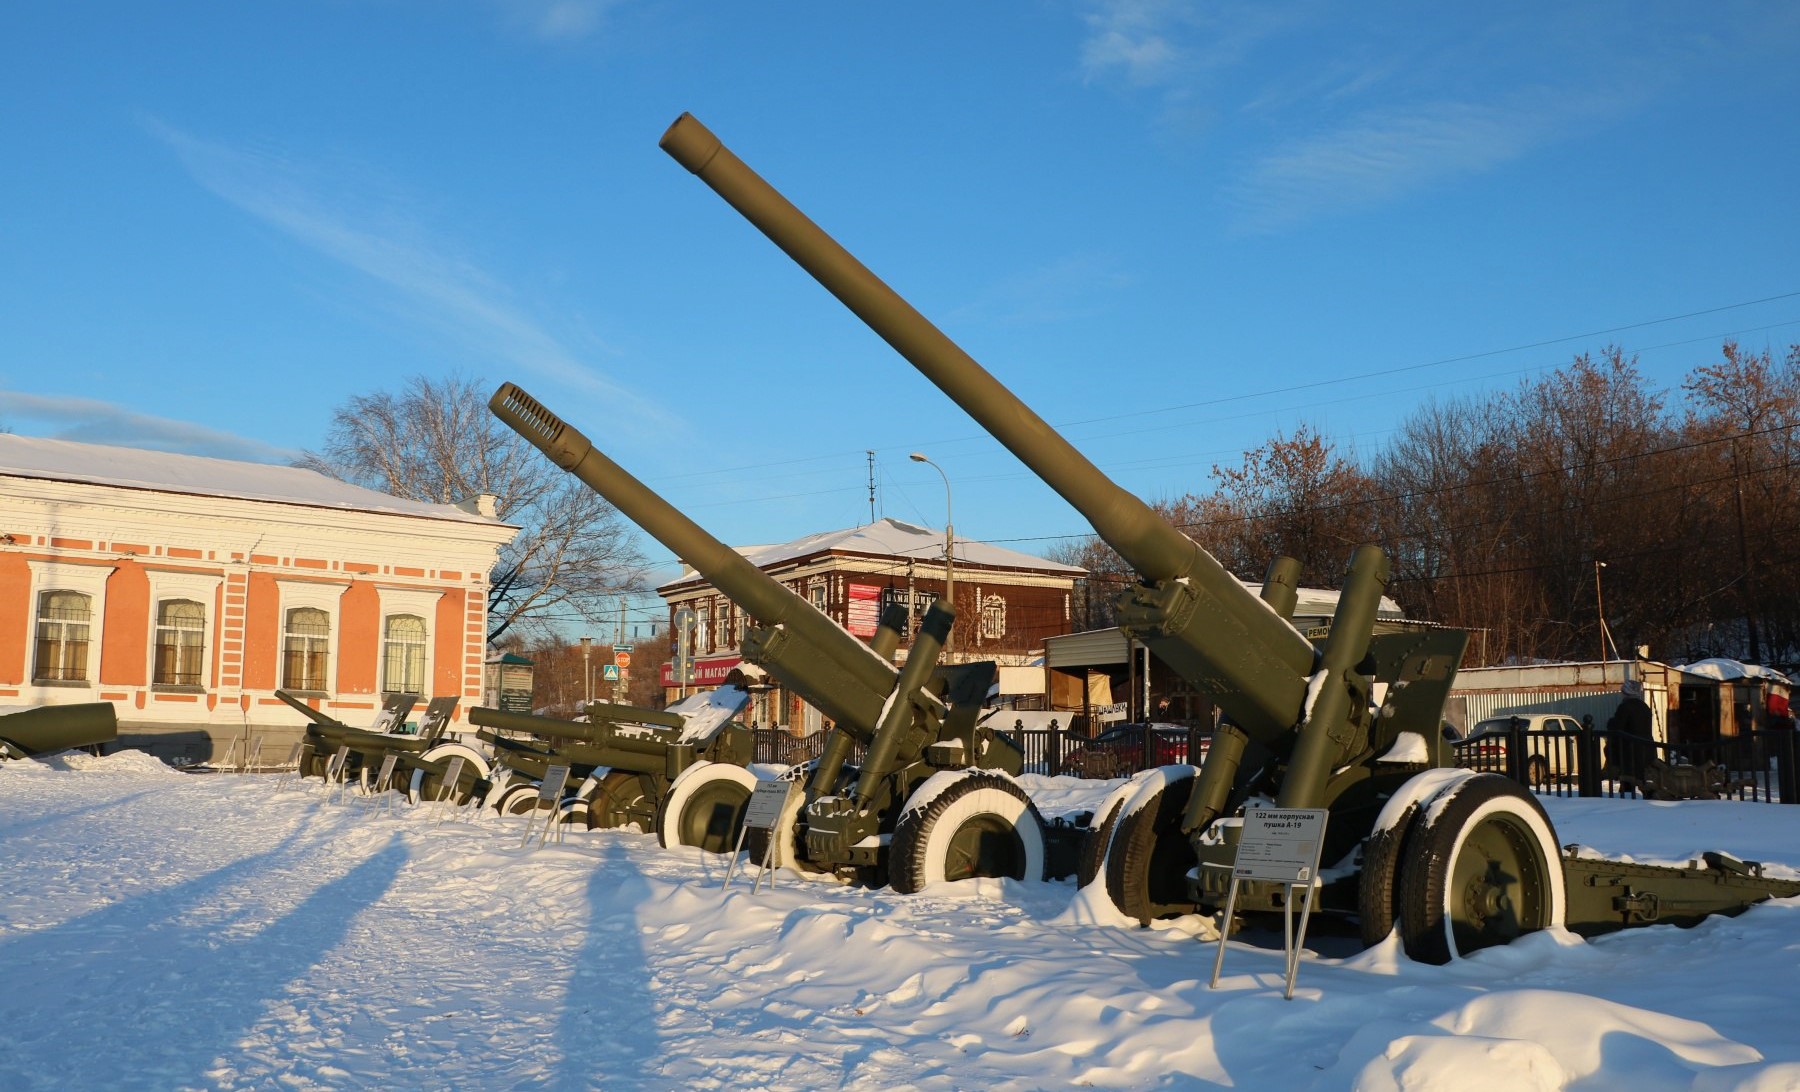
1210,807,1329,1000
326,745,352,803
275,743,307,791
429,756,468,824
521,764,571,849
245,737,264,774
725,780,800,892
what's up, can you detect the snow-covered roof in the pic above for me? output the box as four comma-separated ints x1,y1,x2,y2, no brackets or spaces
659,517,1083,591
1675,658,1793,686
0,434,506,525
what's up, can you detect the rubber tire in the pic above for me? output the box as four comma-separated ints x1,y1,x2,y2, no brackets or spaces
656,761,758,854
1357,803,1419,947
1103,769,1200,925
889,772,1047,894
588,770,657,832
1398,773,1565,964
495,783,546,817
1076,773,1155,888
1526,754,1549,787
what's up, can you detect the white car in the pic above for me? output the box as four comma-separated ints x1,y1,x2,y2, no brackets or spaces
1451,713,1586,786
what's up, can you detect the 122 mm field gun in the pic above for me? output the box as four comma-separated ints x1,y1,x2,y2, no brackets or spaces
656,110,1800,962
466,686,752,835
490,382,1053,891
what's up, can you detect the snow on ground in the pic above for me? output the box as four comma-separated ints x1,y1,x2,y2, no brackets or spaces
3,756,1800,1090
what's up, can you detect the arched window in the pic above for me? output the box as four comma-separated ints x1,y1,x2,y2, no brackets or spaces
382,614,427,695
153,599,206,686
282,607,331,692
34,590,92,682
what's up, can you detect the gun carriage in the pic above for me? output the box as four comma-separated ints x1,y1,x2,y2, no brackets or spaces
490,383,1070,890
280,691,481,801
654,110,1800,960
466,685,752,833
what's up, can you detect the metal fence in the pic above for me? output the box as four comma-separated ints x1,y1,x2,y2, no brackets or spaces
1450,720,1799,804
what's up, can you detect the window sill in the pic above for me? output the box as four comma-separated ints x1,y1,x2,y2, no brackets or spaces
31,678,92,688
152,684,207,695
282,689,329,700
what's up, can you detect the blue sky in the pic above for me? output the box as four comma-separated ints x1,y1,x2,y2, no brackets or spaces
5,2,1799,616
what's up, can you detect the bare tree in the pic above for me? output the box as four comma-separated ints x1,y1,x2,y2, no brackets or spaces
301,374,647,642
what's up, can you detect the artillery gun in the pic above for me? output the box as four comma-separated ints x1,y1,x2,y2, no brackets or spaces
490,383,1053,890
280,691,480,801
655,110,1800,961
465,685,752,830
0,701,117,761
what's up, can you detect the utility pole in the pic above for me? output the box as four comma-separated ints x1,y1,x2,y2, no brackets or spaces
1729,440,1763,662
866,450,877,524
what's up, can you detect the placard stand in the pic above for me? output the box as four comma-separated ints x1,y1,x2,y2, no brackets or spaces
521,764,571,849
725,781,800,892
326,745,353,804
1209,807,1328,1001
429,756,468,824
368,753,400,816
245,737,265,774
275,743,307,791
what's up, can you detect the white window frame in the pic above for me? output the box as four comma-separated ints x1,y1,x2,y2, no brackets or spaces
376,586,443,697
276,580,343,695
26,560,114,688
980,594,1007,641
145,570,223,691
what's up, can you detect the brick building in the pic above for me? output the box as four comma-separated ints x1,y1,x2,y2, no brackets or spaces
657,517,1082,732
0,435,516,762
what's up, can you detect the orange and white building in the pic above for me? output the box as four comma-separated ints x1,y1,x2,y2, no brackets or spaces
0,435,516,762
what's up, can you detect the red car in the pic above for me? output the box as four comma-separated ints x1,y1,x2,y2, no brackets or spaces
1058,724,1207,779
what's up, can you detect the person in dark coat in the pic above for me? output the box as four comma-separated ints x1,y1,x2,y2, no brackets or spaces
1606,685,1656,782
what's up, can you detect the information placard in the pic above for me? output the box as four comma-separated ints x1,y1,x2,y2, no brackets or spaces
1232,808,1329,884
744,780,798,830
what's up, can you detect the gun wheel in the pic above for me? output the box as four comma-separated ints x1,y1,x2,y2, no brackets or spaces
1398,773,1564,964
657,760,757,854
494,783,548,817
1103,767,1199,924
1077,771,1159,888
588,769,657,832
1357,803,1418,947
410,745,488,806
890,771,1046,894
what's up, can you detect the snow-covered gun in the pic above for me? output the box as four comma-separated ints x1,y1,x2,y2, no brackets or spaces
465,686,752,831
490,382,1052,891
656,110,1800,959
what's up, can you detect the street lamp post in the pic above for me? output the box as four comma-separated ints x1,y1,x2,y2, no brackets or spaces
579,636,593,706
910,453,954,658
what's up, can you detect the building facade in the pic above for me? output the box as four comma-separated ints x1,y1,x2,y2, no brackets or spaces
657,518,1082,732
0,436,516,762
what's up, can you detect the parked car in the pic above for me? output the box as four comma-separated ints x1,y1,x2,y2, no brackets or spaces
1450,713,1585,786
1057,724,1207,779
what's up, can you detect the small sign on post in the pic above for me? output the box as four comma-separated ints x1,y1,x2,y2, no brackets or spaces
522,764,571,849
725,780,801,892
245,737,264,774
326,745,352,803
430,755,468,824
1210,807,1329,1000
275,742,307,791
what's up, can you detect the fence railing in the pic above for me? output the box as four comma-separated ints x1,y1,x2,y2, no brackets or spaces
1450,721,1798,804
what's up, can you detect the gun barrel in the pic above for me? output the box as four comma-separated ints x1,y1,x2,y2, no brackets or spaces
660,112,1314,685
491,383,896,699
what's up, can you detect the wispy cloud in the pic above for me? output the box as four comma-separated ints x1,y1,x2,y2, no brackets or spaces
0,391,304,463
487,0,622,41
1227,96,1572,233
142,117,676,433
1074,3,1786,232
